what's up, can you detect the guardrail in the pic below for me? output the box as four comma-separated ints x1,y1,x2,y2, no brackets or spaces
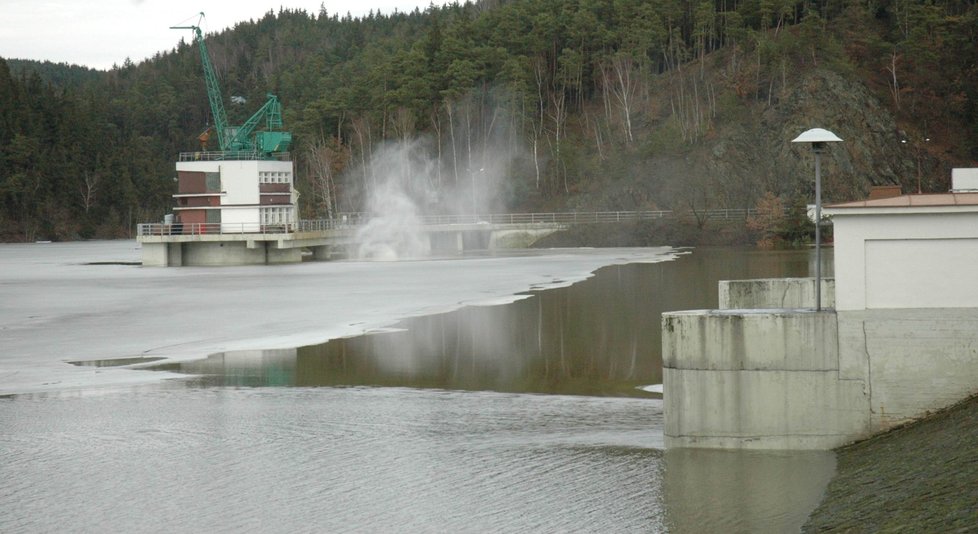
138,209,760,237
137,222,295,236
324,209,758,226
177,151,291,162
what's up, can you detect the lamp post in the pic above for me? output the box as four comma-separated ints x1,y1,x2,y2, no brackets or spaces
901,136,930,193
792,128,843,311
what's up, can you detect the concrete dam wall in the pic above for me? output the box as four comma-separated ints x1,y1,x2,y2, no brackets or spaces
663,278,978,450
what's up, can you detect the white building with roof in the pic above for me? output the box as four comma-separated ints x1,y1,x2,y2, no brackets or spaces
663,168,978,450
820,169,978,433
826,176,978,311
173,158,297,233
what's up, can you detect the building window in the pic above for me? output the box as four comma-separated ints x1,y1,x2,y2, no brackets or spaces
205,172,221,192
259,171,292,184
261,206,294,226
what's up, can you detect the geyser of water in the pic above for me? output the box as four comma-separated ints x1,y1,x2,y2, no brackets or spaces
354,141,433,260
355,180,428,260
350,93,523,260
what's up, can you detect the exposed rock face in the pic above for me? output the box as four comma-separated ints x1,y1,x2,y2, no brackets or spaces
561,68,926,215
704,69,917,205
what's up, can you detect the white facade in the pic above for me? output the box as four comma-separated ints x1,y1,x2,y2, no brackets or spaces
822,173,978,431
174,159,297,231
825,186,978,311
951,168,978,191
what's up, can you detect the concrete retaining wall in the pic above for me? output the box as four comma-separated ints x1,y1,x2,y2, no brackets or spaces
663,309,870,450
838,308,978,430
719,278,835,309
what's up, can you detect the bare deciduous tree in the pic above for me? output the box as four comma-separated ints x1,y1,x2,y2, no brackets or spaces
600,54,641,144
79,171,99,214
305,135,348,219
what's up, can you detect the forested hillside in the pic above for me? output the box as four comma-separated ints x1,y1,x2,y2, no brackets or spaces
1,0,976,241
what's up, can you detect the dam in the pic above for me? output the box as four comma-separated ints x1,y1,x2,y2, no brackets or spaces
136,215,566,266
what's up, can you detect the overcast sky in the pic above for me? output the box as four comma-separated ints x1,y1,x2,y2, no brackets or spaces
2,0,450,70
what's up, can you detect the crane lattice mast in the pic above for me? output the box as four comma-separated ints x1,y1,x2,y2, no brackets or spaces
171,13,231,151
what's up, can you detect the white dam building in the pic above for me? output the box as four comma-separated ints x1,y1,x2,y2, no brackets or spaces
663,168,978,449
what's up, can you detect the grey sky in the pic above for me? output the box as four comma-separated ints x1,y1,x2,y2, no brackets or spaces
1,0,447,70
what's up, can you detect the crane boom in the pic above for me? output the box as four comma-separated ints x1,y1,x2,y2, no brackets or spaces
172,12,291,157
226,94,291,153
171,13,230,151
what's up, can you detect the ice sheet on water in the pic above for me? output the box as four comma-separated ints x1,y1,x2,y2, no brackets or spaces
639,384,664,394
0,242,677,395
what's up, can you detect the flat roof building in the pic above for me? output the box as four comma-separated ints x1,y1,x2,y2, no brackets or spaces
824,170,978,311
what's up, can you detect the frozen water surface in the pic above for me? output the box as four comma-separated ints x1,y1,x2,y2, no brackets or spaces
0,241,676,395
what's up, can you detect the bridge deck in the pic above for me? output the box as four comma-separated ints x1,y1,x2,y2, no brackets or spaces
137,209,758,240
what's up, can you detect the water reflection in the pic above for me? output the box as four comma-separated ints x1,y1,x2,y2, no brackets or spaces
69,356,166,367
663,448,836,533
4,247,838,532
153,247,827,397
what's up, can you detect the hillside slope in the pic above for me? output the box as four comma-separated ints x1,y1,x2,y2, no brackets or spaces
1,0,975,241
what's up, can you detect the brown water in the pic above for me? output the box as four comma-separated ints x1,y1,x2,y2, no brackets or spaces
0,247,835,533
155,247,828,396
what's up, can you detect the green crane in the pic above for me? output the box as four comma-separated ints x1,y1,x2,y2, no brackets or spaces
171,13,291,157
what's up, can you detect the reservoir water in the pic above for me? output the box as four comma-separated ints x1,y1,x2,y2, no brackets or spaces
0,246,835,533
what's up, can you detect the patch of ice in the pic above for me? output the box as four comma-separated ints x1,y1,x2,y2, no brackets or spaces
0,242,678,395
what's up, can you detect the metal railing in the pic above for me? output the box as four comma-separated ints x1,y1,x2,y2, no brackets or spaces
322,208,758,226
138,222,295,236
138,209,759,237
177,151,291,162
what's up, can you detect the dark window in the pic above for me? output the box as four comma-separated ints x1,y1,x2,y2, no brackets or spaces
205,172,221,192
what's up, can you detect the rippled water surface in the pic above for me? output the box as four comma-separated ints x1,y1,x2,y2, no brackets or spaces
0,247,835,532
1,387,667,532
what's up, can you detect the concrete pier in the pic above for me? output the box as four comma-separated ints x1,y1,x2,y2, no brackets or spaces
663,308,869,450
664,276,978,450
141,239,304,267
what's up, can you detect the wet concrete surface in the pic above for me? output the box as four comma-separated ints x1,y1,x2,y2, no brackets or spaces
803,394,978,532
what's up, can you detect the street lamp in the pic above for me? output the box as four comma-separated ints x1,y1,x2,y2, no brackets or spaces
901,136,930,193
792,128,843,311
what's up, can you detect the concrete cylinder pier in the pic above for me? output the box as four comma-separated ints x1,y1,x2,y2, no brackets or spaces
662,309,870,450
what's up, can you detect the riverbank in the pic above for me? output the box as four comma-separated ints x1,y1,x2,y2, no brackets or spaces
803,393,978,531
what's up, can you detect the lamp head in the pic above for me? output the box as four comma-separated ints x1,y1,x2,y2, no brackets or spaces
792,128,843,145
